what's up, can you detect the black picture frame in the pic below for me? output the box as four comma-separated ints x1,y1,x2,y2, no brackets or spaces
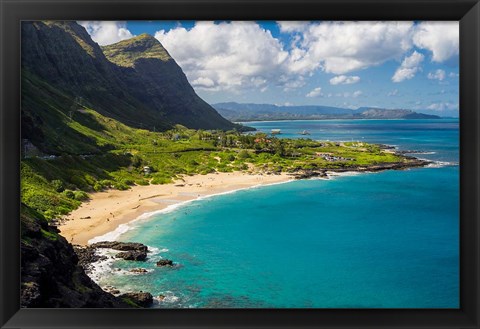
1,0,479,328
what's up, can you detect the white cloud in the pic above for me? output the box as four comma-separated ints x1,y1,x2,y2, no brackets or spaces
142,21,458,94
388,89,399,96
306,87,323,98
426,102,458,111
428,69,446,81
392,51,424,82
78,21,134,46
352,90,363,98
155,21,289,91
278,21,310,33
192,77,215,88
282,76,306,91
413,21,459,62
449,72,459,78
329,75,360,85
285,21,415,75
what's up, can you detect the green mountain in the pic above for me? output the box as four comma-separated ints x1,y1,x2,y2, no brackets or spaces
213,102,440,121
21,21,239,155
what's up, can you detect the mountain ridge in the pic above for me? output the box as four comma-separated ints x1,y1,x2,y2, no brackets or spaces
213,102,441,121
21,21,240,154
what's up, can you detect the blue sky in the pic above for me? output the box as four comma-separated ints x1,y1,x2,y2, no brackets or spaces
79,21,459,117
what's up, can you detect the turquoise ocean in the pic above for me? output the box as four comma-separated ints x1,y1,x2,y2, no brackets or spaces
92,119,459,308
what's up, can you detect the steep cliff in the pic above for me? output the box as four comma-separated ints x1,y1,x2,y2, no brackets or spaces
21,204,131,308
102,34,234,129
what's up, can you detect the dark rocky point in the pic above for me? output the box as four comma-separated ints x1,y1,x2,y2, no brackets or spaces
119,292,154,308
21,204,132,308
116,250,147,261
73,245,107,272
130,268,149,274
90,241,148,252
156,259,174,267
291,159,431,179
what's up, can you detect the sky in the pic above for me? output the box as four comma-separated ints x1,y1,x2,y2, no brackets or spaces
78,21,460,117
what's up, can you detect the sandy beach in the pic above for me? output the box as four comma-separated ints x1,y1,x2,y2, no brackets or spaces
58,172,292,245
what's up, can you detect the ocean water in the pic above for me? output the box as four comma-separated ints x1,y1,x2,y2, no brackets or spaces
94,119,459,308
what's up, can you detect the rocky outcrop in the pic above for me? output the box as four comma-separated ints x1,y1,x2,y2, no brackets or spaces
91,241,148,252
116,250,147,261
156,259,174,267
293,170,328,180
73,245,107,272
118,292,154,307
291,159,431,179
89,241,149,261
20,204,132,308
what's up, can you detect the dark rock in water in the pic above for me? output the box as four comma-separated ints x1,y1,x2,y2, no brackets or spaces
293,170,328,180
20,204,133,308
91,241,148,252
119,292,154,307
116,250,147,261
130,268,149,274
156,259,174,267
378,144,396,150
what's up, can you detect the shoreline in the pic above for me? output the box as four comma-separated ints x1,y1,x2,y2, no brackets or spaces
59,157,431,246
58,172,292,245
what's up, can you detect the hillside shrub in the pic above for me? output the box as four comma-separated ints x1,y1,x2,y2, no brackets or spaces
63,190,75,199
51,179,64,192
237,150,251,160
114,182,129,190
135,179,149,186
73,190,89,201
93,183,103,192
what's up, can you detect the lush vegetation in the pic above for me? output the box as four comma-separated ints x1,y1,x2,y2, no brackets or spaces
21,106,408,221
102,34,172,67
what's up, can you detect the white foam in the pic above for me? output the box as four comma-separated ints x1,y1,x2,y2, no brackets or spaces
426,160,458,168
88,248,117,284
147,246,169,256
155,291,180,304
88,223,134,244
409,151,436,155
325,171,363,178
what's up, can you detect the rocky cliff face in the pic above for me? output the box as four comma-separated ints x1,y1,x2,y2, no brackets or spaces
102,34,233,130
21,21,238,154
20,204,131,308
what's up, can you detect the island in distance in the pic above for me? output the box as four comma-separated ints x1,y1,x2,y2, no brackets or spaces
213,102,440,122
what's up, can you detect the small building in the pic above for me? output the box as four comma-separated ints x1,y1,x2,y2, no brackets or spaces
271,129,281,135
143,166,151,175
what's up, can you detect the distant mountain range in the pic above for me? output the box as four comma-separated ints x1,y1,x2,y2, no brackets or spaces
213,102,441,121
21,21,241,154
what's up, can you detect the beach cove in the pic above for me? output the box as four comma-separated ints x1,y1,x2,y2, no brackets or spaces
59,172,292,245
